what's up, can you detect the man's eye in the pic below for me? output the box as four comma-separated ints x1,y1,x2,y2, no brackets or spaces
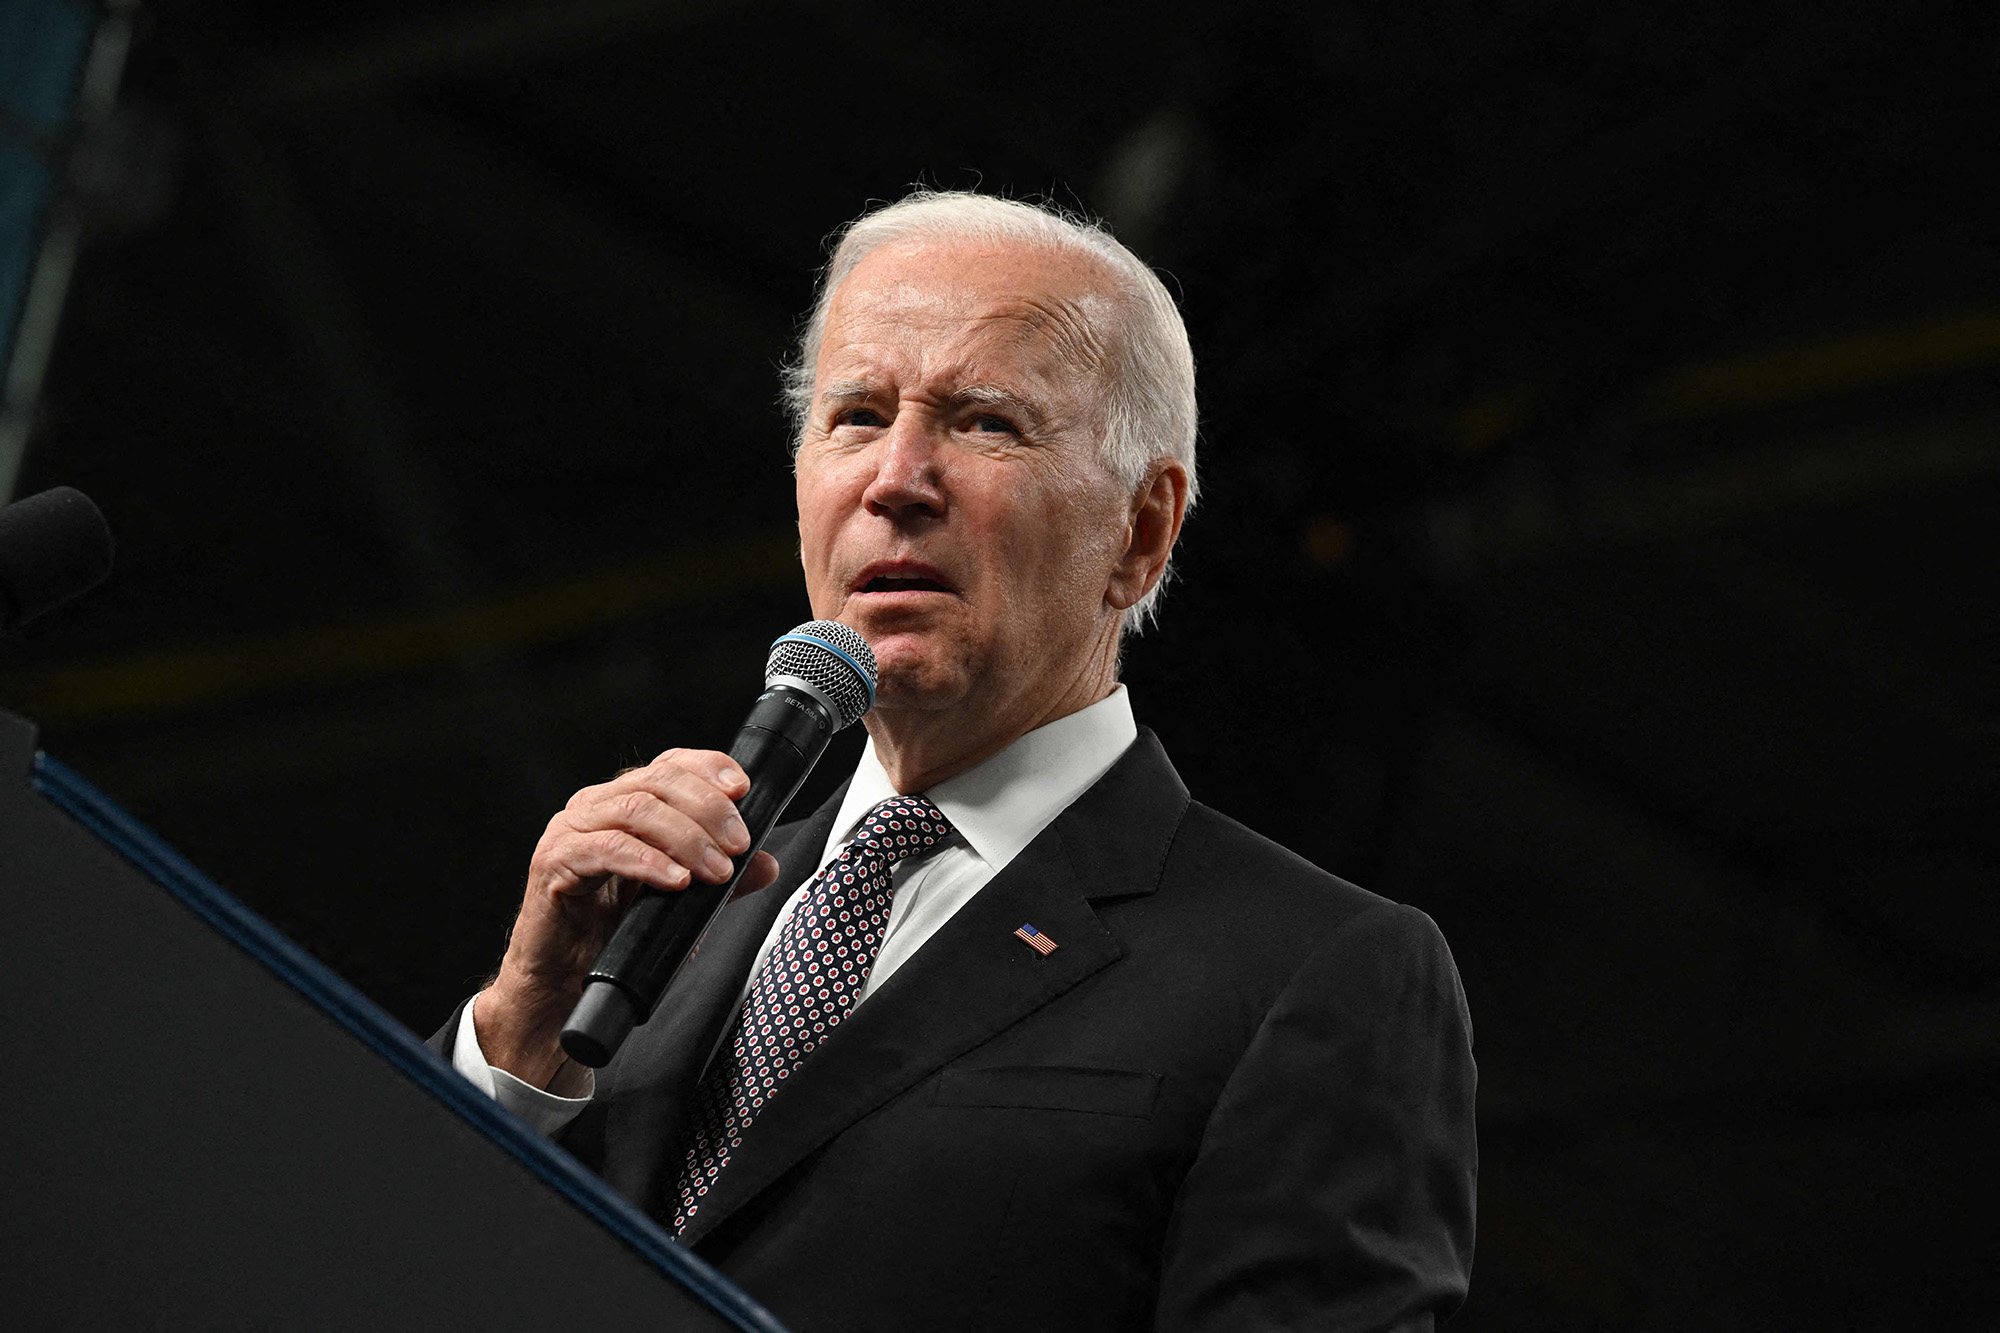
838,408,886,428
971,413,1015,434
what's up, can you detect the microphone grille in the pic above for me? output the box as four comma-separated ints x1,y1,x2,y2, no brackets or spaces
0,486,113,631
765,620,877,730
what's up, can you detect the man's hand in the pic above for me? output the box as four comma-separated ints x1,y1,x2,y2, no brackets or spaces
475,748,781,1090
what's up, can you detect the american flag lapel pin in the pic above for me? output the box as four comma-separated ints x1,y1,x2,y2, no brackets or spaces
1014,923,1058,955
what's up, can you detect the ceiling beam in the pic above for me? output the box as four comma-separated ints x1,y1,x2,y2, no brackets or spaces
251,0,747,104
1426,411,2000,578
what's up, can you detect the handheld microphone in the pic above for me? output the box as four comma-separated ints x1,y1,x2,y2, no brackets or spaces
0,486,113,634
560,620,877,1068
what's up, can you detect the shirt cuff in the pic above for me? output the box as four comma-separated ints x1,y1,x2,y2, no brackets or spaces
451,991,595,1137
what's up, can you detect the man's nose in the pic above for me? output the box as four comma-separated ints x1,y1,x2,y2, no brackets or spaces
861,416,947,520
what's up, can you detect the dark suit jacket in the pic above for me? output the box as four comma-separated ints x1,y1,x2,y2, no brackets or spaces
435,729,1475,1331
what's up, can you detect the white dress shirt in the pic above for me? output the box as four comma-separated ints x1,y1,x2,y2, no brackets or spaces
454,685,1138,1135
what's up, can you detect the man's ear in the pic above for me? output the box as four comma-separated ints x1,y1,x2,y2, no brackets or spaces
1106,459,1190,612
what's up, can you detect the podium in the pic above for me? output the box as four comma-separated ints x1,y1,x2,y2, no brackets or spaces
0,708,790,1331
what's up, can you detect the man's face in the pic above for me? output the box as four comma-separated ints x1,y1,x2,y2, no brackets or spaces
795,237,1136,716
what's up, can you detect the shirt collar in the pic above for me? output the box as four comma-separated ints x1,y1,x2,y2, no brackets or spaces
820,685,1138,874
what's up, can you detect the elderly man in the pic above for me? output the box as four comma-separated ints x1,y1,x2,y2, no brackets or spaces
434,190,1476,1331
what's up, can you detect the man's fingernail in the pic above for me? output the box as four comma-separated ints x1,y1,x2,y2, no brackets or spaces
726,815,750,848
704,847,733,879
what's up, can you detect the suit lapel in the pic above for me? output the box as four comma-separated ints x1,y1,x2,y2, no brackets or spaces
678,730,1190,1247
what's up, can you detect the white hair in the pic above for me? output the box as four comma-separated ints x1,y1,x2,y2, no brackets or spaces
783,189,1199,636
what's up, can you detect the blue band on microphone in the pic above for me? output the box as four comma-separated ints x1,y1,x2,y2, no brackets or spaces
769,631,875,708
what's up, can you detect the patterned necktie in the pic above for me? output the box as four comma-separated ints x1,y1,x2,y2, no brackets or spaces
672,794,955,1233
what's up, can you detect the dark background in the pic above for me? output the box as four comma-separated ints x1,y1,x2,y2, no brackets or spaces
6,1,1997,1327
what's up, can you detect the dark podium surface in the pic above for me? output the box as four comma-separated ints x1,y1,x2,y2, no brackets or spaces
0,708,789,1331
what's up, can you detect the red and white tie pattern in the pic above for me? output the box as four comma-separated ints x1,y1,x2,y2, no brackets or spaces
672,794,955,1234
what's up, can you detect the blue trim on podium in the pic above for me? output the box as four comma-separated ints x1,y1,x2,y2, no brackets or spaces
33,751,790,1333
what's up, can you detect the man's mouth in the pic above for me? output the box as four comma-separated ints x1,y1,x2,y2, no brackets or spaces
852,562,957,596
861,575,952,593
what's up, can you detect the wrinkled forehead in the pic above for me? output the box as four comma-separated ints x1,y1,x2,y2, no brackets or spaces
819,237,1122,387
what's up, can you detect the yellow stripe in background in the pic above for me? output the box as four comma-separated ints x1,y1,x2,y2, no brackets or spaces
4,530,800,724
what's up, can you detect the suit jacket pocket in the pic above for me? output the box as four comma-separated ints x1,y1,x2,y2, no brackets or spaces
933,1065,1160,1119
